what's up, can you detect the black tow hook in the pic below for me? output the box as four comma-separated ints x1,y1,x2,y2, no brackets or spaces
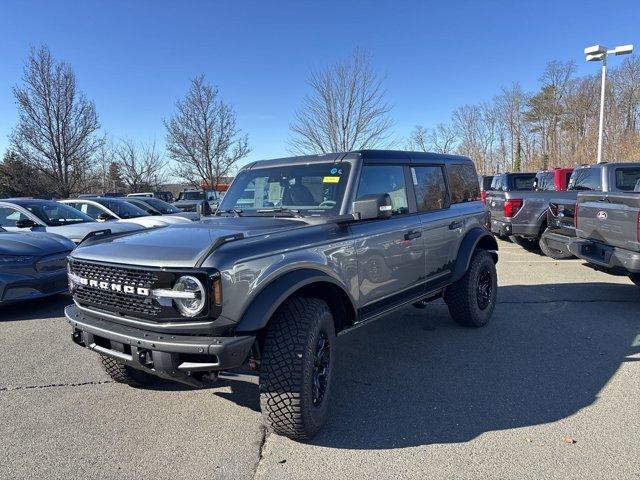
71,330,84,346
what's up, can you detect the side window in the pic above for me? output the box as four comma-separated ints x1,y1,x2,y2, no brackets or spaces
447,164,480,203
0,206,28,227
357,165,408,215
412,167,448,212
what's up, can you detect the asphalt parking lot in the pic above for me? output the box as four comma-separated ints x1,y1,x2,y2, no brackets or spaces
1,240,639,480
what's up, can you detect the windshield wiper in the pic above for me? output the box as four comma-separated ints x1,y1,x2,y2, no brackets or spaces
256,208,303,218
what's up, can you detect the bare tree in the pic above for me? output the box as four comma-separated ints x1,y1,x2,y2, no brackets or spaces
116,139,168,192
10,45,102,197
164,75,249,188
409,123,456,154
289,49,393,153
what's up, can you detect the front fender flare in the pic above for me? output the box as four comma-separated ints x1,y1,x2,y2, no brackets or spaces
450,228,498,283
234,268,354,334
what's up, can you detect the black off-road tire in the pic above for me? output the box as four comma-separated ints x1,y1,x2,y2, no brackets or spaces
509,235,540,251
444,249,497,328
629,274,640,287
539,232,574,260
100,355,157,386
259,297,335,440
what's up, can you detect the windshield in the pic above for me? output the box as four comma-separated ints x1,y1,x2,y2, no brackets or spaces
143,197,181,214
219,162,351,215
97,199,150,218
568,167,601,191
179,191,205,201
24,202,94,226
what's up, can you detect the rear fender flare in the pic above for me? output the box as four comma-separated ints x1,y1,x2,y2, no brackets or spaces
450,228,498,283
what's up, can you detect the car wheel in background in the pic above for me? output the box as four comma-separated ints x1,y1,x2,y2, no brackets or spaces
509,235,540,251
539,231,575,260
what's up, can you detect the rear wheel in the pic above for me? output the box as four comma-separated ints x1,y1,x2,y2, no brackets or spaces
539,231,574,260
259,297,335,440
444,249,497,328
509,235,540,251
101,356,157,386
629,274,640,287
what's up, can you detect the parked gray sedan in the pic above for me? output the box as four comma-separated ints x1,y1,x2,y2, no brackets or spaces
0,227,74,304
0,199,142,244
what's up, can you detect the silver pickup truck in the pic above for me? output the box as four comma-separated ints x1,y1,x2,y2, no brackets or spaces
568,190,640,285
541,162,640,259
487,171,575,251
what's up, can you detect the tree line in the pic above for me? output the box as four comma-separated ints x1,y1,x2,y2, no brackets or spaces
2,46,639,199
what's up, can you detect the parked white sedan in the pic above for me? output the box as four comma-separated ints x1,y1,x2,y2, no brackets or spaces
0,199,142,244
60,197,191,228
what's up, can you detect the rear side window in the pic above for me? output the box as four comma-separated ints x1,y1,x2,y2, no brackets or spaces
614,168,640,191
412,167,448,212
535,172,554,191
510,174,536,190
568,168,601,191
357,165,409,215
447,163,480,204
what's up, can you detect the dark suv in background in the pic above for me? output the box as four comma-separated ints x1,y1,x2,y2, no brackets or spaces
65,150,498,440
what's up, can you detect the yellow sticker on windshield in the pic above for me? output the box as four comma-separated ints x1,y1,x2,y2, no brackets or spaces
323,176,340,183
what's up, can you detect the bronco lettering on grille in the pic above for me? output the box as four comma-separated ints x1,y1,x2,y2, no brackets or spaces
69,273,150,297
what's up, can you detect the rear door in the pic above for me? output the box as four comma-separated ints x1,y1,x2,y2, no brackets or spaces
411,164,457,280
350,164,426,313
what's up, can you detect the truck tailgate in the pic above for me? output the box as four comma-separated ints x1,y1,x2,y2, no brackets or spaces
486,191,506,222
576,192,640,252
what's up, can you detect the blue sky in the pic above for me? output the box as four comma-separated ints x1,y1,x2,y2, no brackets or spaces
1,0,638,169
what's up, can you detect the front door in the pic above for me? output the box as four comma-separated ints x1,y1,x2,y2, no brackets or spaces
350,164,425,315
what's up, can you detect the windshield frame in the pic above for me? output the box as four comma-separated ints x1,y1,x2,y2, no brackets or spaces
218,162,353,216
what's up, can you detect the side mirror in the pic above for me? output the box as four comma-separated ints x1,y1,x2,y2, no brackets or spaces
16,219,37,229
97,212,116,221
352,194,393,220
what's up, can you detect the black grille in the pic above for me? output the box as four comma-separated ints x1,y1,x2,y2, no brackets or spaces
70,260,162,317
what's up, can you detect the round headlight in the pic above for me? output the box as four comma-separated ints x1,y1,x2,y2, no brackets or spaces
173,275,206,317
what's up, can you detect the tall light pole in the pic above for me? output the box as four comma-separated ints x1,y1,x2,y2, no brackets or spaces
584,44,634,163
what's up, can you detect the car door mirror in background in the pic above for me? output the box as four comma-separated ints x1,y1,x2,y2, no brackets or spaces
15,219,37,229
352,193,393,220
97,212,116,221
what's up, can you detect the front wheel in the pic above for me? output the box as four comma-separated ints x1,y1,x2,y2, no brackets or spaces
100,356,157,386
444,249,497,327
259,297,335,440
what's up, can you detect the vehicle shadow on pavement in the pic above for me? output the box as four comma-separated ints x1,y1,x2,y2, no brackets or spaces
306,282,640,449
0,294,70,322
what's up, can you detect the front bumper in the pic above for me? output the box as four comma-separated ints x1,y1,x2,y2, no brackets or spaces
66,304,255,386
568,239,640,275
0,269,68,305
540,230,573,256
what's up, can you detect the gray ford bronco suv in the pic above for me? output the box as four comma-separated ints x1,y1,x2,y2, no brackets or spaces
66,150,498,439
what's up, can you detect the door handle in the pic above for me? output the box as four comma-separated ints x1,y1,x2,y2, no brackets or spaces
449,220,463,230
404,229,422,240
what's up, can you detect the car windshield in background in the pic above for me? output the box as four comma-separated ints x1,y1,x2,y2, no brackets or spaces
97,199,150,218
615,168,640,191
24,202,93,226
144,198,181,214
179,191,205,201
568,168,601,191
219,162,351,215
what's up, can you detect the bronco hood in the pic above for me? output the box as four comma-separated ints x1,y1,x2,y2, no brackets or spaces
45,221,142,243
71,217,309,268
